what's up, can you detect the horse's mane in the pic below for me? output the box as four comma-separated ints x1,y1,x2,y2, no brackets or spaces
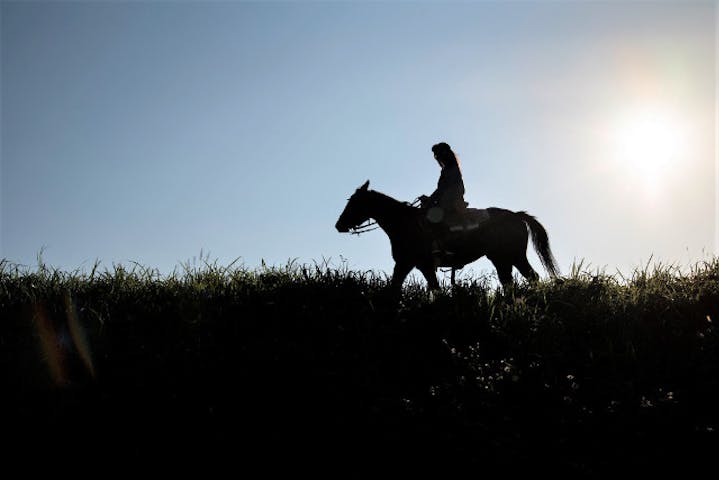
367,189,417,212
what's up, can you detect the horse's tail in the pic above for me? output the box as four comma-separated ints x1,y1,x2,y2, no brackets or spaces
516,211,560,278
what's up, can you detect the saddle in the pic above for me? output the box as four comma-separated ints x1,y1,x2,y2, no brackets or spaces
424,207,492,264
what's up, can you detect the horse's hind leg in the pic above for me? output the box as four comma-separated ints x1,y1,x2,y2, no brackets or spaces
490,258,514,287
417,263,440,291
515,256,539,282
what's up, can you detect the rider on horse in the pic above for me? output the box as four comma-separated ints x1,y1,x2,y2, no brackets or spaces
419,142,469,262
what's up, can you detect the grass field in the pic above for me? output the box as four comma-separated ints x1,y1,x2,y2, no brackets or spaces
2,257,718,475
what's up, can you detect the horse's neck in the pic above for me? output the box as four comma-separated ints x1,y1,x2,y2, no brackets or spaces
367,191,413,234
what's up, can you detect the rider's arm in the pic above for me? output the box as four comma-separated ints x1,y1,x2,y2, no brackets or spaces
428,170,448,204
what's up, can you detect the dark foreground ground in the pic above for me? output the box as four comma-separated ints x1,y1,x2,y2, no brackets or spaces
2,260,719,476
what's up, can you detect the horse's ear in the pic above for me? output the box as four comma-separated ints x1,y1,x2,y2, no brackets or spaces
359,180,370,191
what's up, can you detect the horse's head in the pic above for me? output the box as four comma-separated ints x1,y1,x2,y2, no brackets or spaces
335,180,372,233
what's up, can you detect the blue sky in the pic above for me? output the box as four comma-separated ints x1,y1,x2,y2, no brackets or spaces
1,1,716,280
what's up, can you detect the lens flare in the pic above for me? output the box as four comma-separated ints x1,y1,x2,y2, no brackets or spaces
35,303,68,386
64,292,96,379
34,294,96,386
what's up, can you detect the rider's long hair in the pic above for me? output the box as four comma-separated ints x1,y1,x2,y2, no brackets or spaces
432,142,461,170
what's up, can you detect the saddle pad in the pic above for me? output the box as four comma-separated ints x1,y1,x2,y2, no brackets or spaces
448,208,491,232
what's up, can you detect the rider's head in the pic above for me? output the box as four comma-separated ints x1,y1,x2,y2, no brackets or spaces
432,142,459,169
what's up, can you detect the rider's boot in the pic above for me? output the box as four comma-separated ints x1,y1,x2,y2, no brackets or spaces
431,232,454,268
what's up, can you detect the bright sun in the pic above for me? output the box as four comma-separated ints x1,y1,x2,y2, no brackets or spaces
610,107,689,195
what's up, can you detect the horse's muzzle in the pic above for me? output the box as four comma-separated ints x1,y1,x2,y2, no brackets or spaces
335,222,350,233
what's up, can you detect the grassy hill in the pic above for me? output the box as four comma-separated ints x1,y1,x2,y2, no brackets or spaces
2,258,718,475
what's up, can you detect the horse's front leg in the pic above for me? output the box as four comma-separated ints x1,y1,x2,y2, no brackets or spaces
390,262,413,295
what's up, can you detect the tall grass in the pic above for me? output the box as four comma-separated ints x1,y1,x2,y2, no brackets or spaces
2,256,718,474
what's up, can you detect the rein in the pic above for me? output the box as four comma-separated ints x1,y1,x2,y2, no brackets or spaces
349,197,422,236
350,221,379,235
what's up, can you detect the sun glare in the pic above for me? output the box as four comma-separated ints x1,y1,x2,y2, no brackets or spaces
610,107,690,195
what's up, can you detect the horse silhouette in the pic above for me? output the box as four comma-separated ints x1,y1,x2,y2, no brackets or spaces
335,180,559,291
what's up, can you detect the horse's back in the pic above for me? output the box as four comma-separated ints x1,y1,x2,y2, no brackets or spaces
485,207,517,217
448,206,522,233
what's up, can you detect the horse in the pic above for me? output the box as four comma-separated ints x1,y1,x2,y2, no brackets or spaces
335,180,559,292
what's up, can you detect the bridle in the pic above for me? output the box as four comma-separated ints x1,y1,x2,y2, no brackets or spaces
348,197,423,236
